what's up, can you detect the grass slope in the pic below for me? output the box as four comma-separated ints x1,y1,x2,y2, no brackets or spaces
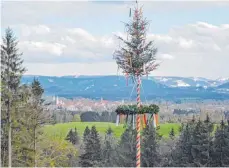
43,122,181,140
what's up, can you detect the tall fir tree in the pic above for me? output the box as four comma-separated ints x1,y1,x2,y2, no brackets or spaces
169,127,175,140
115,127,136,167
169,123,194,167
83,126,90,142
113,4,159,79
79,126,92,167
73,127,80,145
1,27,26,167
31,78,45,167
65,129,74,143
211,120,229,166
65,128,80,145
191,120,213,167
101,127,116,167
141,124,161,167
11,79,45,167
79,126,102,167
204,113,214,133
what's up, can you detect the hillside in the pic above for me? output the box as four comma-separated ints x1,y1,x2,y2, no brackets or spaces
21,75,229,101
218,82,229,89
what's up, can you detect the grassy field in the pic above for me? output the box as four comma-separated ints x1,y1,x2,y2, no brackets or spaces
43,122,181,140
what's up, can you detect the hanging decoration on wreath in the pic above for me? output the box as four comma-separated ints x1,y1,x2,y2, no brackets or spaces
115,104,160,128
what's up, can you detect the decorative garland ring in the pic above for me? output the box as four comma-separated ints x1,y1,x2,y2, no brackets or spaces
115,104,159,115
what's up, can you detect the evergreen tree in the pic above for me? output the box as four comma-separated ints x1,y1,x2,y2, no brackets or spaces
115,127,136,167
106,126,113,135
169,123,194,167
191,120,213,167
101,127,116,167
73,127,80,145
191,114,196,123
12,79,45,167
83,126,90,142
169,127,175,140
113,4,159,78
79,126,102,167
141,124,161,167
179,123,184,133
204,113,214,133
66,128,79,145
65,129,74,142
211,120,229,166
30,78,45,167
1,27,26,167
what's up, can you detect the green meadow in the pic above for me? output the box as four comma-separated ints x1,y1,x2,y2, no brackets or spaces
43,122,181,140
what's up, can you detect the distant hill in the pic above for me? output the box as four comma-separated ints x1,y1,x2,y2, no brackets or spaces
218,82,229,89
152,76,229,88
21,75,229,101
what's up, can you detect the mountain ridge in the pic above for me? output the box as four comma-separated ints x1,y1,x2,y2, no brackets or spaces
21,75,229,101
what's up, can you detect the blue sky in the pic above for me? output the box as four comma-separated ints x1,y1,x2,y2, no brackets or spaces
1,1,229,79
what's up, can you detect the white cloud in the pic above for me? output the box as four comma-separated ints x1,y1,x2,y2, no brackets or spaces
67,28,96,42
19,41,66,56
1,1,229,79
24,62,119,76
160,54,174,60
4,21,229,79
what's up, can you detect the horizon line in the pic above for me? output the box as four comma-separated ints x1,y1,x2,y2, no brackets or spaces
23,74,229,81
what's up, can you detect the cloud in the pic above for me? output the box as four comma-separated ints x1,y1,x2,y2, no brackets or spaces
160,54,174,60
1,1,229,79
19,41,66,56
2,21,229,78
11,24,51,36
24,62,119,76
2,1,229,26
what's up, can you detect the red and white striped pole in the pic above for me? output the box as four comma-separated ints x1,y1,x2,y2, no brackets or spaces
136,74,141,168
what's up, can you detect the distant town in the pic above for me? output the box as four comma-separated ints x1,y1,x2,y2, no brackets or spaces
45,96,229,116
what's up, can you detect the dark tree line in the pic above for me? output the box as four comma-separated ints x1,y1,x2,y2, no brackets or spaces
80,111,116,122
78,116,229,167
173,109,200,116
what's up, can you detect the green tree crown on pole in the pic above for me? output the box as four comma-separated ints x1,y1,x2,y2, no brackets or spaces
113,5,159,77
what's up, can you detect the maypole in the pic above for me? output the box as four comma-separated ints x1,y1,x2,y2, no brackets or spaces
136,73,141,167
113,0,160,167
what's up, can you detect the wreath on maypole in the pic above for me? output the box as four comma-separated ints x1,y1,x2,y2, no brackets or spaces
113,1,160,167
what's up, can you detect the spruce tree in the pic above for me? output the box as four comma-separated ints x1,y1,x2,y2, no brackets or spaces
115,127,136,167
12,79,45,167
179,123,184,133
106,126,113,135
211,120,229,166
113,4,159,79
204,113,214,133
101,127,116,167
1,27,26,167
65,128,79,145
83,126,90,142
169,127,175,140
73,127,80,145
31,78,45,167
141,124,161,167
191,120,213,167
65,129,74,142
170,123,194,167
79,126,102,167
79,126,93,167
